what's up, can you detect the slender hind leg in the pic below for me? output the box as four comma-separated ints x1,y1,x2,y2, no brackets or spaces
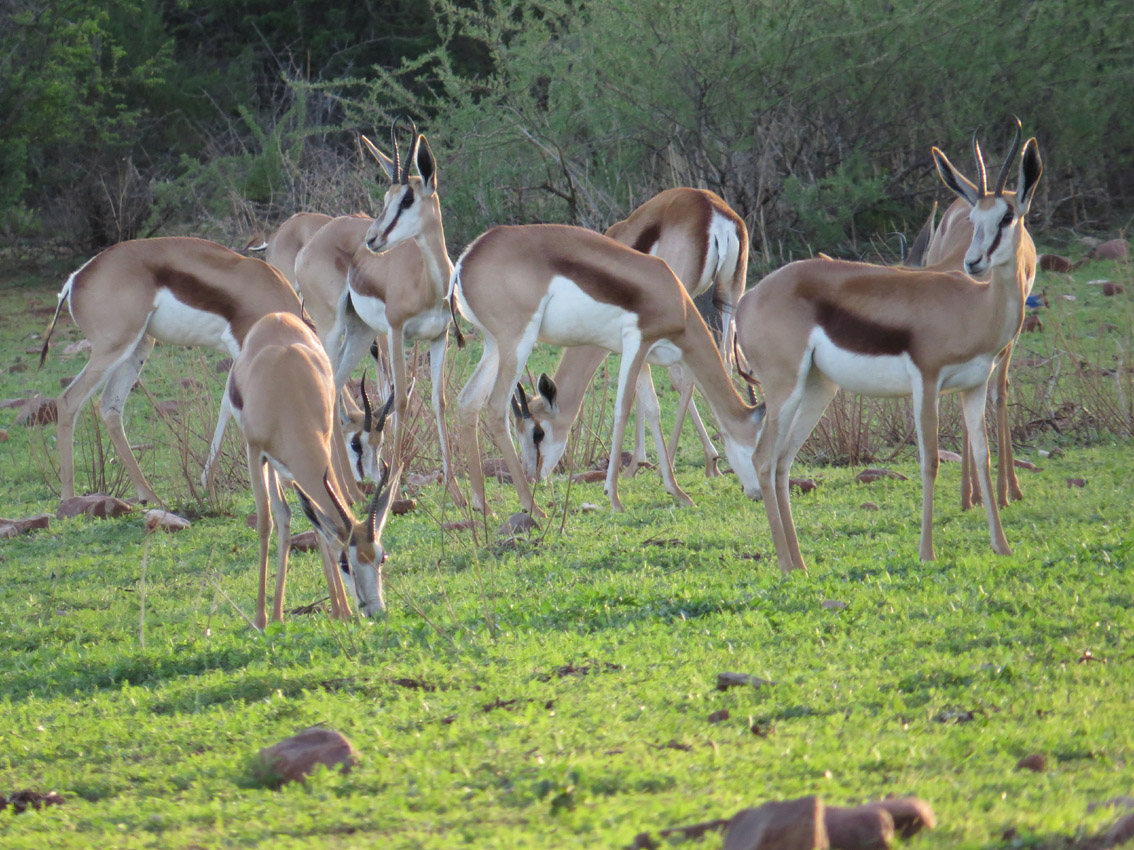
97,335,159,503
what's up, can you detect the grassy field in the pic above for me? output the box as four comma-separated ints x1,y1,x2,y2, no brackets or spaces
0,250,1132,849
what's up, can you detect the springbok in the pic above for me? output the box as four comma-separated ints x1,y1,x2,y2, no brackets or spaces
249,212,334,289
512,188,749,491
737,121,1042,573
230,311,402,627
452,222,765,515
39,237,305,504
918,196,1031,510
325,126,464,504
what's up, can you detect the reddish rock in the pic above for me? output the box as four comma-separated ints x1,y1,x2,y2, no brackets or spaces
724,796,829,850
178,377,205,390
0,790,65,815
1102,282,1125,296
57,494,133,519
0,514,51,538
15,397,58,426
482,457,512,483
790,478,819,494
860,502,880,511
255,726,358,786
1021,315,1043,333
717,672,774,691
390,498,416,515
1066,478,1088,488
9,361,29,373
572,469,607,484
1038,253,1075,273
825,805,894,850
1017,753,1046,772
855,468,907,483
1086,239,1129,262
155,400,181,418
708,709,730,723
0,428,8,442
1013,459,1041,470
1105,813,1134,847
246,512,258,528
866,797,936,838
145,510,191,532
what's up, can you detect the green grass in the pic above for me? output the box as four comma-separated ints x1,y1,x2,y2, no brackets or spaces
1,253,1132,848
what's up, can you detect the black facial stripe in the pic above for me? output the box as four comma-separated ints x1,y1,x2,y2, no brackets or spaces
339,551,351,575
986,226,1003,260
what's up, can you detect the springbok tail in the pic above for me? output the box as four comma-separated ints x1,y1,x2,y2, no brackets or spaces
38,278,74,369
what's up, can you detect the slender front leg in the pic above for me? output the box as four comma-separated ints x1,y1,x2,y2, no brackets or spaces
604,339,651,512
961,385,1012,555
247,449,272,631
753,391,803,574
457,338,500,515
482,343,545,517
960,415,977,510
428,332,467,506
267,472,292,623
386,323,410,474
911,376,941,562
667,362,721,477
634,366,693,506
992,346,1023,506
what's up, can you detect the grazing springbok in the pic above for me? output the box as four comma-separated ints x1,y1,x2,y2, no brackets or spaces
512,188,749,490
39,237,305,504
230,311,402,627
249,212,334,289
325,126,464,504
918,195,1031,510
737,121,1042,573
452,223,765,516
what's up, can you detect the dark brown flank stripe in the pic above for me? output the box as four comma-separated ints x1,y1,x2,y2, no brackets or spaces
631,223,661,254
153,266,239,325
813,298,911,356
549,256,645,312
228,378,244,411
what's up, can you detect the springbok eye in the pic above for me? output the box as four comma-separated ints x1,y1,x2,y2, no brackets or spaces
532,426,545,444
350,435,362,454
399,192,414,211
1001,211,1014,227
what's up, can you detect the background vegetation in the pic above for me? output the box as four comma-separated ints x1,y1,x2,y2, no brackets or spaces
2,0,1132,259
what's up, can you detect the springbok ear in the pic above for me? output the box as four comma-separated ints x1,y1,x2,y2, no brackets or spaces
415,135,437,195
537,373,558,413
932,147,980,207
361,136,397,182
1016,138,1043,216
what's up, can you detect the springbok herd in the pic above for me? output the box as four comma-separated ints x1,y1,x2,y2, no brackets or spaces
38,118,1043,626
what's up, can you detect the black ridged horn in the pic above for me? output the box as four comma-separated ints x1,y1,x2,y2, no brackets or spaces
322,470,353,534
513,383,531,419
376,388,395,433
972,129,988,196
360,373,373,434
995,117,1023,197
367,461,392,541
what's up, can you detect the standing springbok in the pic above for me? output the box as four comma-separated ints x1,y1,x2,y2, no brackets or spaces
39,237,305,504
230,312,401,627
920,196,1031,511
512,188,749,490
737,121,1042,573
452,222,765,515
326,126,463,504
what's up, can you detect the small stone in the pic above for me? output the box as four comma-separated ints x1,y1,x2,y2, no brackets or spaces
1,398,27,409
406,470,443,488
289,530,319,551
717,672,774,691
825,804,894,850
1013,459,1041,470
179,377,204,390
0,429,7,442
441,520,477,531
1102,282,1125,296
790,478,818,494
0,514,51,536
708,709,730,723
1060,294,1077,301
1038,253,1075,273
155,400,181,417
855,468,907,483
145,510,191,532
497,512,538,536
1086,239,1129,262
860,502,879,511
57,494,133,520
482,458,513,483
246,513,258,528
62,339,92,355
216,357,234,373
1016,753,1046,772
255,726,358,786
938,450,962,462
1105,813,1134,848
579,502,602,512
1021,315,1044,332
822,600,847,610
1066,478,1087,488
571,469,607,484
390,498,416,515
724,796,829,850
9,361,29,373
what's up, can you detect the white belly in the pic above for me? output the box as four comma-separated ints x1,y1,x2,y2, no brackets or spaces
810,328,914,397
148,288,238,355
350,289,391,335
539,276,638,350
